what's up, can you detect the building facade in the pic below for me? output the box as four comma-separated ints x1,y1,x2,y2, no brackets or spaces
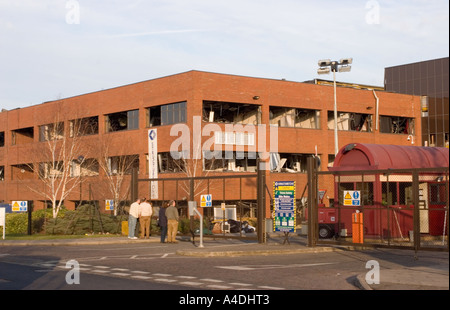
0,70,421,217
385,57,449,148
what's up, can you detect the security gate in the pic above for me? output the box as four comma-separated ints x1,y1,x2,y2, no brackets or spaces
130,167,266,243
307,157,449,251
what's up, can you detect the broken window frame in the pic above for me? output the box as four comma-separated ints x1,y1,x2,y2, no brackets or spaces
327,111,373,132
69,116,99,137
214,131,255,146
11,163,34,180
70,158,100,177
157,151,186,173
203,101,261,125
203,151,258,172
11,127,34,145
270,153,320,173
146,101,187,127
39,122,64,142
269,106,320,129
107,155,139,176
38,161,64,179
105,109,139,133
379,115,415,135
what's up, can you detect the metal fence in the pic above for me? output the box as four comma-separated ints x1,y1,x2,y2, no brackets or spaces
131,169,266,242
309,161,449,252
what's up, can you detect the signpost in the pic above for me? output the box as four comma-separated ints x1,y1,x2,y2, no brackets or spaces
273,181,296,243
148,129,158,199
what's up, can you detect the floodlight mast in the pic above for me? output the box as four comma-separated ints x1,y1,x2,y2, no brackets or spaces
317,58,353,155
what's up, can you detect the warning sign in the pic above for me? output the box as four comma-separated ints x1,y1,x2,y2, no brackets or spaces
105,200,114,211
200,194,212,207
343,191,361,206
12,201,28,212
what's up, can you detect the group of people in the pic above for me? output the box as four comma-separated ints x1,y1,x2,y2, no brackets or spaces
128,198,179,243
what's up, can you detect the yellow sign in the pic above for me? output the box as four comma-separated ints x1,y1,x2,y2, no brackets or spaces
105,200,114,211
200,194,212,207
12,201,27,212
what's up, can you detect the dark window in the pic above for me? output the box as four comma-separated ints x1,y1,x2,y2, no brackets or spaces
380,116,415,135
106,110,139,132
39,123,64,141
430,184,446,204
203,101,261,124
147,102,187,127
11,127,34,145
327,111,372,132
70,116,99,137
270,107,320,128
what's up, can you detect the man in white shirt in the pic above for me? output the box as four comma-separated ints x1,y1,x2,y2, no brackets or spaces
138,198,153,239
128,198,140,239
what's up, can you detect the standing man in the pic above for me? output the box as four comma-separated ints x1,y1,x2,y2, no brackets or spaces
158,202,168,243
166,200,179,243
138,198,153,239
128,198,140,239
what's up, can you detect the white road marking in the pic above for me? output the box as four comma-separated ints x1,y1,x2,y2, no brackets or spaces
132,275,152,280
258,285,284,290
111,272,131,277
154,278,177,283
112,268,129,272
229,282,253,286
216,262,336,271
207,284,233,290
179,281,203,286
91,270,110,274
153,273,172,277
131,270,150,274
201,278,224,283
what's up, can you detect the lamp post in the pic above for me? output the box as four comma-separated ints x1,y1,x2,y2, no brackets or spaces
317,58,352,155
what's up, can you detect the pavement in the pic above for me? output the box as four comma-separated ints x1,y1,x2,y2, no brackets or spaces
1,233,448,290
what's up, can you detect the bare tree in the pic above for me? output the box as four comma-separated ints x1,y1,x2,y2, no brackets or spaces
169,140,218,200
98,139,139,216
27,107,96,218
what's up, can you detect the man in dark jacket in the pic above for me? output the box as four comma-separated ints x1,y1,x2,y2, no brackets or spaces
158,202,168,243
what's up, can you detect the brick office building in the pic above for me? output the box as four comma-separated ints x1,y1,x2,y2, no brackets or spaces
0,70,421,217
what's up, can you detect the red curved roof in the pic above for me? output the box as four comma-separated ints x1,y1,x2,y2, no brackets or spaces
329,143,449,171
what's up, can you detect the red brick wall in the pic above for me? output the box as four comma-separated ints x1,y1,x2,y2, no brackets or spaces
0,71,421,217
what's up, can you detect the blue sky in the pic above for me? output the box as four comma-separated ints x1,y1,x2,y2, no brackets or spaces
0,0,448,110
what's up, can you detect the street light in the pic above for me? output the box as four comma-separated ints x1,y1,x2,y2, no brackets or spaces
317,58,352,155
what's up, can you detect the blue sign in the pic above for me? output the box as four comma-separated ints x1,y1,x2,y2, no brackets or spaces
273,181,296,232
149,130,156,140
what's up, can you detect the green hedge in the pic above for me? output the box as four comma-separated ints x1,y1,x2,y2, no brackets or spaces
5,205,126,235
